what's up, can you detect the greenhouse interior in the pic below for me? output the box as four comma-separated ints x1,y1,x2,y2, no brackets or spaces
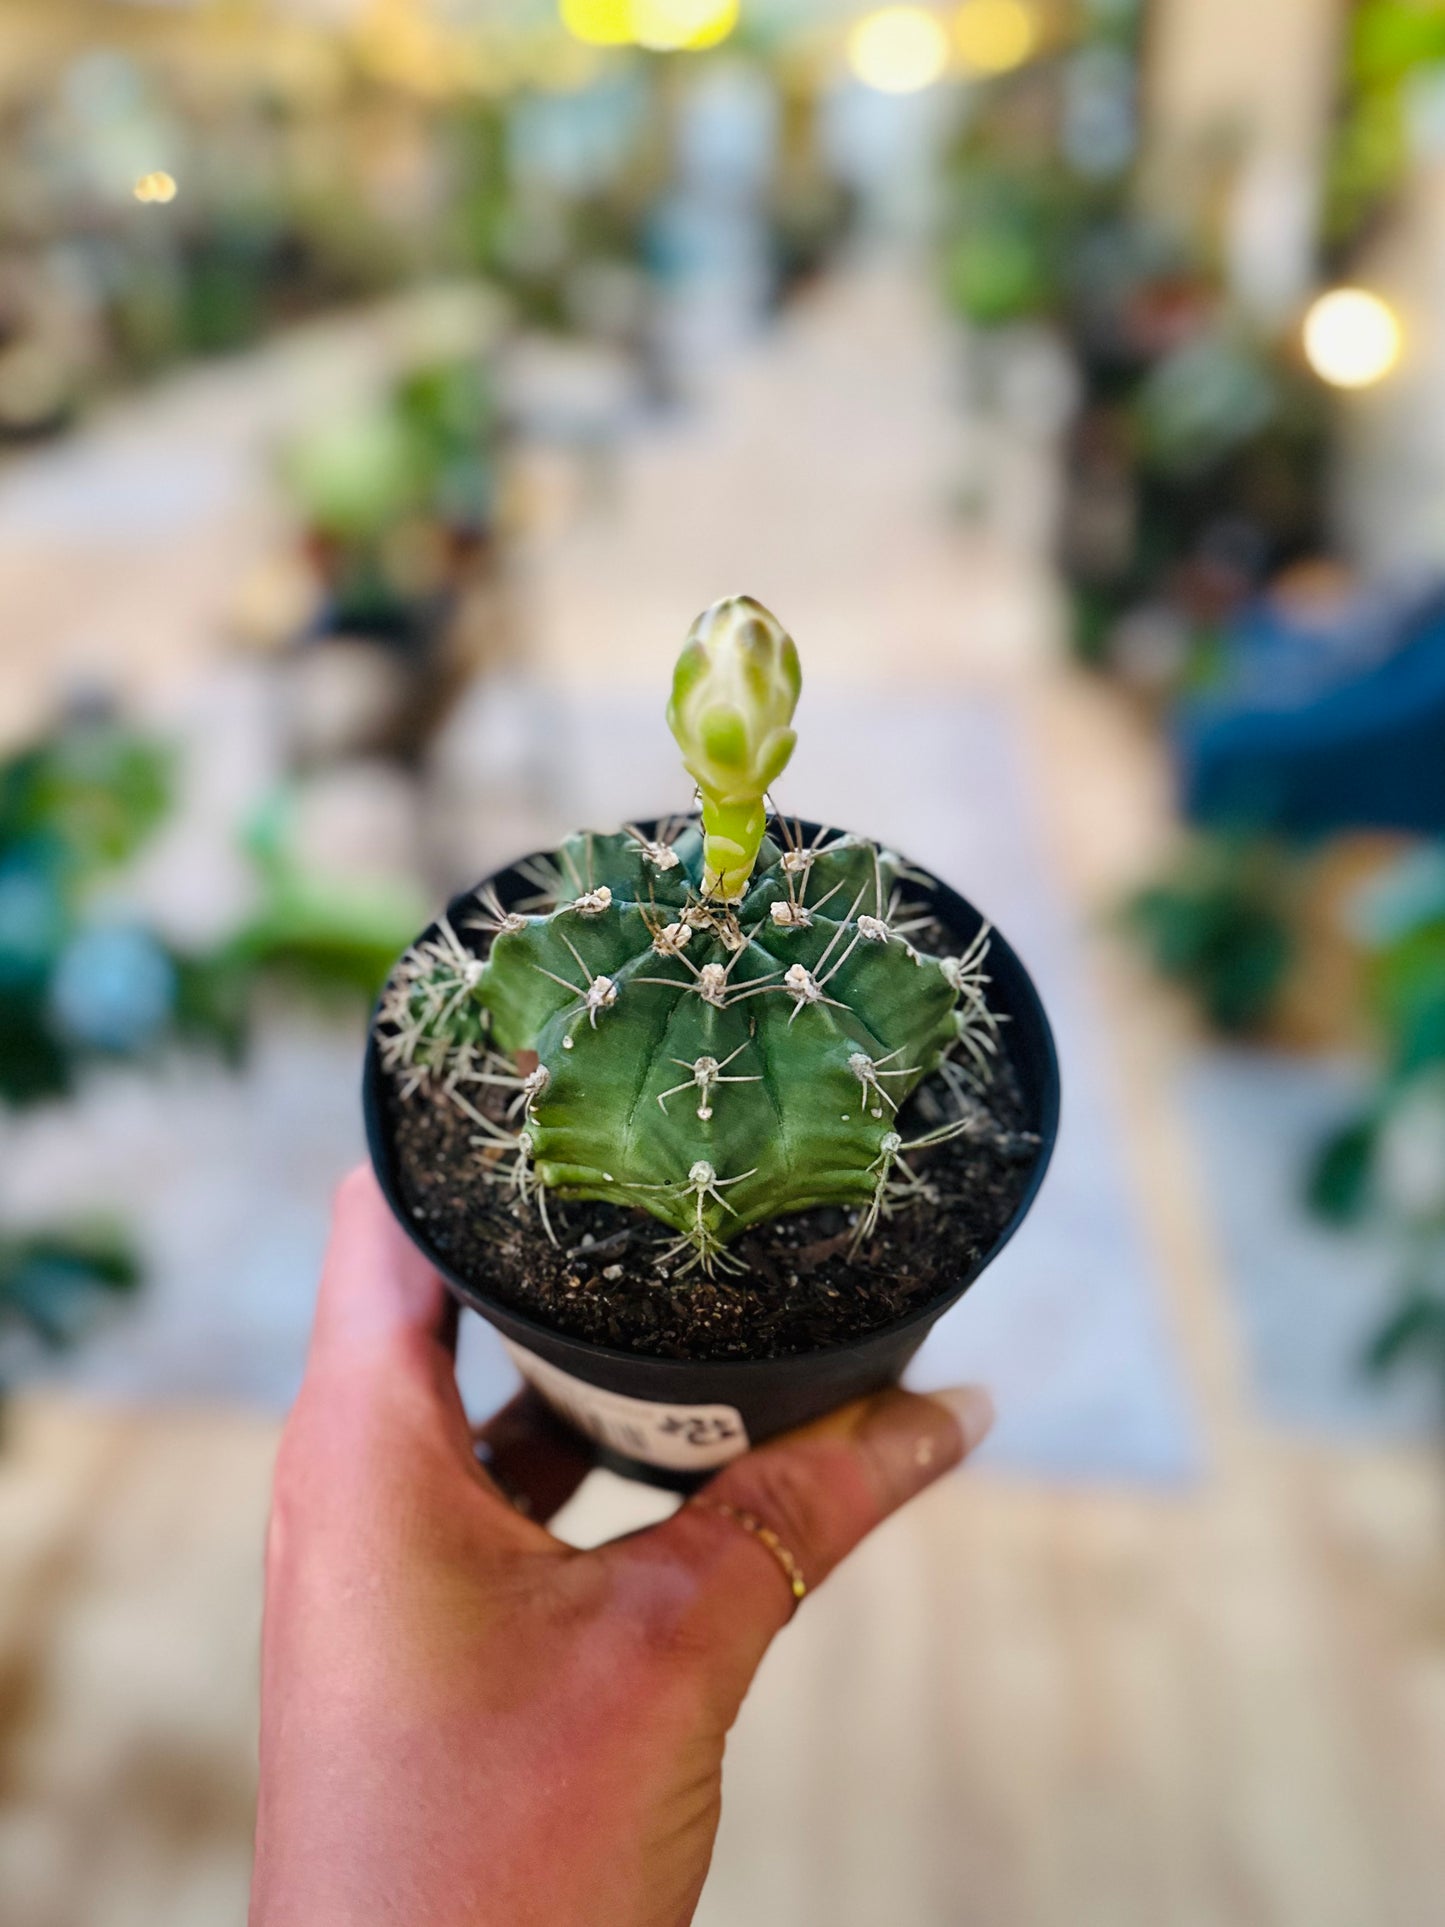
2,0,1445,1921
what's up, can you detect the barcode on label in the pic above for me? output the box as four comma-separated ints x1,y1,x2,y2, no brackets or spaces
504,1342,750,1472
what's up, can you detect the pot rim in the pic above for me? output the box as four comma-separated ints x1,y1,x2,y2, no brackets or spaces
364,815,1060,1376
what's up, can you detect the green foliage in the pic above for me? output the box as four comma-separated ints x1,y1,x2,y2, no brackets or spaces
282,409,427,548
1307,1115,1379,1225
229,789,429,1007
1365,1280,1445,1380
1303,845,1445,1404
943,167,1078,328
281,352,502,632
0,713,422,1381
0,1225,139,1354
1325,0,1445,247
0,721,178,1105
1126,835,1297,1034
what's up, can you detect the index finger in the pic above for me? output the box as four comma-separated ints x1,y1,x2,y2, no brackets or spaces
306,1164,456,1383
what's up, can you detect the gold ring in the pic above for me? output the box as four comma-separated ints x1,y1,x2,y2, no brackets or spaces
689,1497,807,1605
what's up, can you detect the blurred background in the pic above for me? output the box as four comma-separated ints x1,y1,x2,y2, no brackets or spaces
2,0,1445,1920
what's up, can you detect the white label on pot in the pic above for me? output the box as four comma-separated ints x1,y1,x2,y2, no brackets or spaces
503,1342,750,1472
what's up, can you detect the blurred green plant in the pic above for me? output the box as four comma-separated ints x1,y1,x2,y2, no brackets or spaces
0,710,422,1366
1125,833,1298,1034
1325,0,1445,253
0,1224,140,1363
1307,845,1445,1401
281,353,502,637
943,157,1088,329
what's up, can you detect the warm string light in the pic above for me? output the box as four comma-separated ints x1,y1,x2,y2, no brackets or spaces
954,0,1037,75
1303,287,1403,390
560,0,633,46
560,0,738,52
133,171,178,204
847,7,951,93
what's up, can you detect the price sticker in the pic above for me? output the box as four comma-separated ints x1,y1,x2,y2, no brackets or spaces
504,1342,750,1472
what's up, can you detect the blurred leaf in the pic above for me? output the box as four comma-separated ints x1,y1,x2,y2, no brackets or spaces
1306,1115,1379,1224
228,871,423,1004
0,1224,139,1351
0,723,172,879
1125,835,1297,1034
1363,1283,1445,1378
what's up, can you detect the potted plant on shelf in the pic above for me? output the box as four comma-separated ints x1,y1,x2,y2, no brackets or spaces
365,596,1059,1483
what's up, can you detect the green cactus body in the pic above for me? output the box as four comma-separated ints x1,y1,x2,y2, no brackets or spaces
378,596,998,1276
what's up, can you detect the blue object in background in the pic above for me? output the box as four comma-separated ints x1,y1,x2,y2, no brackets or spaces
49,923,177,1054
1177,581,1445,837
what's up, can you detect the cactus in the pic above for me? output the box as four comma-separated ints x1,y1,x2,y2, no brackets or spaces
378,595,998,1275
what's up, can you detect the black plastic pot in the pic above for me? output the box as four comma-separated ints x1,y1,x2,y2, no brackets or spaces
365,821,1059,1490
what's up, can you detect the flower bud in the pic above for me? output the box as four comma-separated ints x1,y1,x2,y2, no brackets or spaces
666,595,801,898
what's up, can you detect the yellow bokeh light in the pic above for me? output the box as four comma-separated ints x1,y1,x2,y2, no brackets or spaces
560,0,633,47
954,0,1037,75
133,171,178,204
629,0,739,50
848,8,950,95
1303,287,1402,390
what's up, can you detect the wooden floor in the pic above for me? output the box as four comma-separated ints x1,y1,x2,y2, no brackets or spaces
3,265,1445,1925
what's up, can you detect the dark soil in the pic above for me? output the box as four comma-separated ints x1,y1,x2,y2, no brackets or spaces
384,1064,1038,1364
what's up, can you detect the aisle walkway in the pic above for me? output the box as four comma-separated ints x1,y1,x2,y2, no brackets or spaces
2,268,1444,1927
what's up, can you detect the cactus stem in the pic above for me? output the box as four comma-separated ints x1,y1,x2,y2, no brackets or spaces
940,923,994,997
657,1040,762,1118
559,836,592,897
810,884,871,980
853,1110,982,1249
634,930,781,1010
426,919,485,1013
775,859,846,929
640,897,695,958
775,814,838,879
805,874,847,914
510,1064,552,1119
530,949,621,1027
644,1161,760,1277
514,854,567,912
657,1230,749,1279
782,963,849,1021
770,898,812,930
466,885,529,937
376,924,493,1099
681,897,747,951
855,1131,906,1244
625,819,686,871
567,886,613,916
849,1047,919,1118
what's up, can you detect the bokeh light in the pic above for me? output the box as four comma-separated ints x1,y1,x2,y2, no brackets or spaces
847,7,951,95
132,170,178,204
560,0,737,51
559,0,633,47
629,0,739,51
954,0,1038,76
1303,287,1403,390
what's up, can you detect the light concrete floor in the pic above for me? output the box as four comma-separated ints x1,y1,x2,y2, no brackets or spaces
2,264,1444,1926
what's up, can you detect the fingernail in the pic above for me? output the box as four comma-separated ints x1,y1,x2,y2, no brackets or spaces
926,1385,995,1456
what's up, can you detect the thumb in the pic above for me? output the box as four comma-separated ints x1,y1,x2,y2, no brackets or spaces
632,1384,993,1689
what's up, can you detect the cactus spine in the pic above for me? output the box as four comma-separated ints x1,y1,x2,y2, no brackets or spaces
379,595,997,1275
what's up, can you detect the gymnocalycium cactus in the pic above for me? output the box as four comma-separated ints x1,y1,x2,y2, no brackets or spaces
379,595,997,1275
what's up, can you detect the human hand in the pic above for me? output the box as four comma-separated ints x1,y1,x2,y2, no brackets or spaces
251,1167,994,1927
